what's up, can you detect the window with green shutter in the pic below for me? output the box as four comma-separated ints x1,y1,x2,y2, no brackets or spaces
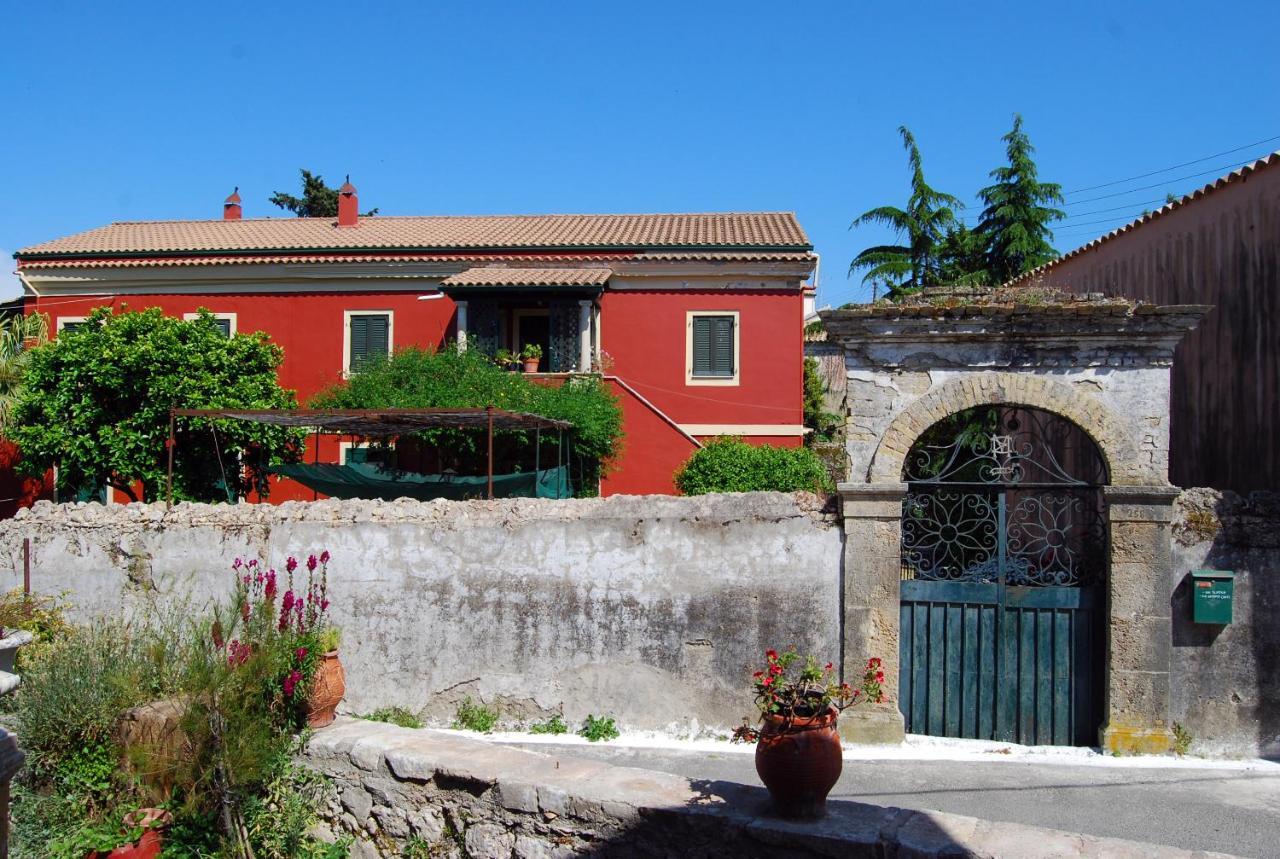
691,314,736,378
213,317,233,338
348,313,390,372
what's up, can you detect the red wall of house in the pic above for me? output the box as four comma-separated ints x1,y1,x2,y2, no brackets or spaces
28,286,803,502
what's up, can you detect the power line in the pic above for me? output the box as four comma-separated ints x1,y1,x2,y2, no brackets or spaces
1064,157,1261,205
1064,135,1280,194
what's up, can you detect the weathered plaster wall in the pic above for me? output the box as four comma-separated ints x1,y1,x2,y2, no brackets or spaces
1170,489,1280,758
0,493,841,732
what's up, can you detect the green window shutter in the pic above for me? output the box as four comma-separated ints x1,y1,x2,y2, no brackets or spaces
692,317,713,376
349,314,389,371
213,318,232,337
692,315,735,378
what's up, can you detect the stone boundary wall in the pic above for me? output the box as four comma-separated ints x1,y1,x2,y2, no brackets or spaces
303,718,1235,858
0,493,841,732
1171,490,1280,757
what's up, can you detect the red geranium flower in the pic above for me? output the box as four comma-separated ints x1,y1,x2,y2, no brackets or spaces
765,649,778,660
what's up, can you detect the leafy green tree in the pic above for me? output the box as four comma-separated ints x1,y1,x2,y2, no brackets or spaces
0,311,49,433
802,357,841,444
935,225,991,286
10,308,303,502
269,169,378,218
977,114,1065,284
849,126,965,297
310,347,623,494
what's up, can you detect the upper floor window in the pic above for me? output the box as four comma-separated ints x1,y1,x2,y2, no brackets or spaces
686,311,739,386
57,316,88,334
345,310,393,375
183,312,237,337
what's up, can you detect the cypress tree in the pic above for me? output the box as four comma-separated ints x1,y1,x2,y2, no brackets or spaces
977,115,1065,284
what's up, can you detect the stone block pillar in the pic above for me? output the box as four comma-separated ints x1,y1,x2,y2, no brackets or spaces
1101,484,1180,754
838,482,907,744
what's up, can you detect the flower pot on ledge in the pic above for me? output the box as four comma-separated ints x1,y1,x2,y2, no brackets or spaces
754,707,843,820
304,650,345,728
522,358,541,373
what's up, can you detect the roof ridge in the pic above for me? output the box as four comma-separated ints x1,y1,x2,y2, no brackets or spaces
102,210,801,226
1006,150,1279,287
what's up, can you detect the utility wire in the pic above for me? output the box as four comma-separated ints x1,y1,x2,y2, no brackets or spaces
1064,135,1280,194
1064,157,1262,205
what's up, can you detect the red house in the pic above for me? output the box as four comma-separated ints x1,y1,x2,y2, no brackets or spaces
14,184,815,498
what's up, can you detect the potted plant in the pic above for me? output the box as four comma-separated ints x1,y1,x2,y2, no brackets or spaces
493,348,519,371
520,343,543,373
735,649,884,820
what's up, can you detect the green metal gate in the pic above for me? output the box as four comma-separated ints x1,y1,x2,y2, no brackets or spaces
897,407,1107,746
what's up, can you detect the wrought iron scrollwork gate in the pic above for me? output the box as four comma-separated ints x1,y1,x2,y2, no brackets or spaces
898,406,1107,746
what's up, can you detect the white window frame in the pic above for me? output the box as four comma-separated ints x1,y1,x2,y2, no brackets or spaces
338,440,396,465
56,316,88,333
183,311,238,336
685,310,740,387
343,310,394,378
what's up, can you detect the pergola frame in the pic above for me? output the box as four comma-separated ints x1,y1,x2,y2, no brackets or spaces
166,406,572,505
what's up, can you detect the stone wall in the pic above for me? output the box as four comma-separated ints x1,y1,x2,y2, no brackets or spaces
1171,489,1280,757
302,718,1233,858
0,493,841,732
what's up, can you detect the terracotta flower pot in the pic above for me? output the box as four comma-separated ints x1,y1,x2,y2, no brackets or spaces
305,651,345,728
754,707,842,819
522,358,540,373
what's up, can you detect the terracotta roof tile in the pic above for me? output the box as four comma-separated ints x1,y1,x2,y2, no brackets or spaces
17,212,810,258
1006,151,1280,287
440,267,612,288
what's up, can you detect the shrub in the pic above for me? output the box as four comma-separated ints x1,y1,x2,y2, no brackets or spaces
365,706,423,729
675,437,833,495
578,714,619,743
803,357,842,444
311,346,624,495
1172,722,1193,756
452,696,500,733
527,714,568,735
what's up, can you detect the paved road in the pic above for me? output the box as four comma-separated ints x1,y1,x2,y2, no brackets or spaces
508,742,1280,858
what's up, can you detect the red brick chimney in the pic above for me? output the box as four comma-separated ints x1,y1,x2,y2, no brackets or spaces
337,176,358,228
223,187,242,220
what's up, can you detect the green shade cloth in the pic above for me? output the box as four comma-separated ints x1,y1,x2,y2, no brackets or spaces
271,462,572,501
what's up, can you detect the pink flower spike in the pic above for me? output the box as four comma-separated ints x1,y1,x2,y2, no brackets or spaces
232,558,243,570
320,550,330,564
286,556,298,573
306,554,318,572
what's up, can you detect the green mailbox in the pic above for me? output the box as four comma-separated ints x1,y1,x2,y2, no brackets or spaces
1192,570,1234,624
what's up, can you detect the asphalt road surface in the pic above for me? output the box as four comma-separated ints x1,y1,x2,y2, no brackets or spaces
508,742,1280,858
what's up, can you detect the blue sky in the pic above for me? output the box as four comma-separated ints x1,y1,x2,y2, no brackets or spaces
3,1,1278,306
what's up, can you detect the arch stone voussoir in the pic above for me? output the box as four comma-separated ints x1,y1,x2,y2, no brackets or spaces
867,373,1142,485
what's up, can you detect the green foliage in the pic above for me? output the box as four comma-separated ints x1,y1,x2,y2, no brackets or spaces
527,714,568,735
10,307,304,502
849,126,965,296
0,311,49,434
935,225,991,287
269,169,378,218
577,714,619,742
675,437,833,495
365,706,423,729
16,618,181,777
53,741,119,813
452,696,500,733
802,357,841,444
1172,722,1193,756
0,588,71,676
520,342,543,361
243,745,352,858
45,807,143,859
312,346,623,493
977,114,1065,284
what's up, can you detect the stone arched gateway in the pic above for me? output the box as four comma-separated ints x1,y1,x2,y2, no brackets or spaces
819,299,1209,754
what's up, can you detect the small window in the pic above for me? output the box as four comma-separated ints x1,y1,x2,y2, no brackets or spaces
57,317,88,334
346,311,393,374
687,312,739,385
183,312,237,337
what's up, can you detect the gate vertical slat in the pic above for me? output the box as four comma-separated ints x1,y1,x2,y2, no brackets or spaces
945,603,962,736
1053,609,1072,746
1020,608,1037,744
913,600,930,734
961,604,979,738
1036,609,1054,745
927,603,946,735
899,601,913,733
979,602,997,739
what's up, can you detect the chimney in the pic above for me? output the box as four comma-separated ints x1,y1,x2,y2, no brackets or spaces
337,176,358,228
223,187,242,220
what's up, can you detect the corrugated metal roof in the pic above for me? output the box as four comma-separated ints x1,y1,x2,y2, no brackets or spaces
1007,151,1280,287
17,212,811,258
440,267,612,288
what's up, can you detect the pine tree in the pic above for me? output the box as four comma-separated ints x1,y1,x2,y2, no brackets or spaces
269,170,378,218
935,225,990,286
977,115,1065,284
849,127,964,298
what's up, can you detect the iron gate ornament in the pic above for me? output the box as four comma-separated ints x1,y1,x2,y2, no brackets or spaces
900,407,1107,587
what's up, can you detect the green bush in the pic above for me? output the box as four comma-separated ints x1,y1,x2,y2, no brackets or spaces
365,706,423,729
311,346,624,495
452,696,500,733
675,437,833,495
803,357,842,444
577,714,619,743
527,714,568,735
